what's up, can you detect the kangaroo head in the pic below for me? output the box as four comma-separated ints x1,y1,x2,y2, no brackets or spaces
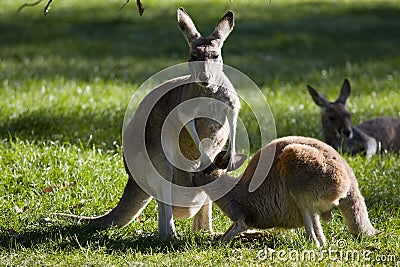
177,8,234,90
307,79,354,141
201,150,247,174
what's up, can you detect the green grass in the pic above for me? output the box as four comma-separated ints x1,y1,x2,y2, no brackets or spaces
1,0,400,266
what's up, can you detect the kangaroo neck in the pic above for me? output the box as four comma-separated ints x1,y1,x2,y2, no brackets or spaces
206,174,243,213
324,131,341,147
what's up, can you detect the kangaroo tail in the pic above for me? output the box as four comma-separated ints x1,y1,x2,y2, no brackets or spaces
55,175,152,228
338,185,380,237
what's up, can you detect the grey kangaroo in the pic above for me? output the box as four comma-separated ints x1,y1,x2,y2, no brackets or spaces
57,8,246,239
307,79,400,157
193,136,380,247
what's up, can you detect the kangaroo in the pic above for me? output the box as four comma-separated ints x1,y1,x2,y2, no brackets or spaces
57,8,245,239
307,79,400,157
192,136,380,247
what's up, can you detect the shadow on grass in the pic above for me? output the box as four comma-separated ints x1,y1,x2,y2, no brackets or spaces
0,108,124,150
0,223,223,253
0,222,297,253
0,99,266,152
1,2,400,84
1,199,395,253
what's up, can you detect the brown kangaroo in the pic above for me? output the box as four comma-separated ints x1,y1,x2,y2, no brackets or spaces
56,8,246,239
307,79,400,157
193,136,380,247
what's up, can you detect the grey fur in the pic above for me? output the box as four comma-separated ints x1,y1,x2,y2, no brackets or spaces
307,79,400,157
56,8,241,239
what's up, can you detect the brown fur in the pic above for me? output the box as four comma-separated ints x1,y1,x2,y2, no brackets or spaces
193,136,379,246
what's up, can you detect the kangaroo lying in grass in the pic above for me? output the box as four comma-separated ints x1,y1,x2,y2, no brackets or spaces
192,136,380,247
57,8,245,239
307,79,400,157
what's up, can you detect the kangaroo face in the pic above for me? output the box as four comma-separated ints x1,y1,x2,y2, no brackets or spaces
307,79,354,140
322,103,353,139
178,8,234,90
188,38,223,88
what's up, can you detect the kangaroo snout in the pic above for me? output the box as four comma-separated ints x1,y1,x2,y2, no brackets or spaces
197,68,209,80
194,67,216,87
189,61,223,88
341,126,353,138
198,72,211,84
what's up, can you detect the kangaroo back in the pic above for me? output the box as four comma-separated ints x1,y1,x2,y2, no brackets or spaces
279,143,351,208
357,117,400,152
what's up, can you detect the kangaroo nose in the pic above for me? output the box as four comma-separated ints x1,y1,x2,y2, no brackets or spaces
198,72,209,82
342,128,353,138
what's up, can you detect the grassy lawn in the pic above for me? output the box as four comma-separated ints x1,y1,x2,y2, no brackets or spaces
1,0,399,266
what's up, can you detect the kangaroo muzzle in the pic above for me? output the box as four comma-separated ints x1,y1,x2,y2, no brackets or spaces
341,126,353,139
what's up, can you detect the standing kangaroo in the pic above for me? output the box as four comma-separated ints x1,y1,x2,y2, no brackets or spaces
193,136,380,247
307,79,400,157
57,8,245,239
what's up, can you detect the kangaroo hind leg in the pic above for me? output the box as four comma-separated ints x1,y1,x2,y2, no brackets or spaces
221,218,248,242
192,203,213,233
157,200,176,239
297,203,325,247
156,179,177,239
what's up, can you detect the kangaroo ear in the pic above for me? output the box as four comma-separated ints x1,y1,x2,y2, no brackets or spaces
337,79,351,104
307,85,330,107
209,11,234,47
213,151,228,169
227,154,247,172
213,151,247,171
177,7,201,44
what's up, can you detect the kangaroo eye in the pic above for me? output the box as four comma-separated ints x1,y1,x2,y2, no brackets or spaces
189,55,199,62
328,117,337,121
